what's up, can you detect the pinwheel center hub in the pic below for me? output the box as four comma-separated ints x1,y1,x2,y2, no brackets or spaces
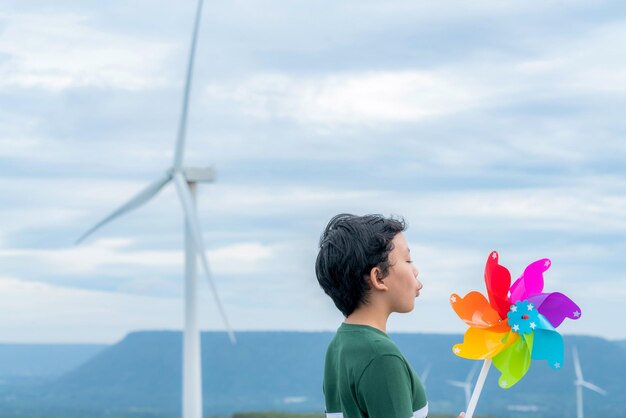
507,300,539,335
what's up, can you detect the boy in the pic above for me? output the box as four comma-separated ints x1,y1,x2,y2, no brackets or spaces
315,214,464,418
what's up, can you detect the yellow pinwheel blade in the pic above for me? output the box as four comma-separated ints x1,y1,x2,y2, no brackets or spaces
452,327,519,360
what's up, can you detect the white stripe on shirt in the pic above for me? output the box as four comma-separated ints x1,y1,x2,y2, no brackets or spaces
325,402,428,418
413,402,429,418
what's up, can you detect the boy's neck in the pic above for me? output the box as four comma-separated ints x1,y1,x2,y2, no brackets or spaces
344,307,389,333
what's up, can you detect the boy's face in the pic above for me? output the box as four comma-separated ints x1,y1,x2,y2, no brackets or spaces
384,233,422,313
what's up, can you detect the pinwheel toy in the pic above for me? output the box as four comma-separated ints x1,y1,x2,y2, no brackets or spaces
450,251,582,417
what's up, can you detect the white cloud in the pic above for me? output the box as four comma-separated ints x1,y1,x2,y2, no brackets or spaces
0,12,176,91
198,183,626,235
204,18,626,130
514,21,626,94
0,275,183,343
206,71,486,126
0,238,277,277
0,137,44,158
349,0,594,22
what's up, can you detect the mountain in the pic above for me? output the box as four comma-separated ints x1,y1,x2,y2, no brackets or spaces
0,343,107,384
0,332,622,418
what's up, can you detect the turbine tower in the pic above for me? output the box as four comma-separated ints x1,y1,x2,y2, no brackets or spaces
573,346,607,418
75,2,233,418
447,363,478,408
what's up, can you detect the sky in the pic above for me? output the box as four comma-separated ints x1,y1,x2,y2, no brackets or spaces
1,0,625,343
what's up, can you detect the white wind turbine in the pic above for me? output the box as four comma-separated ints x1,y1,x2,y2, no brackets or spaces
75,1,233,418
448,363,479,407
573,346,607,418
420,363,431,387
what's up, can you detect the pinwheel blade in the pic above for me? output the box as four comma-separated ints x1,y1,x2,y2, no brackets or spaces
450,291,506,330
492,333,533,388
75,173,172,245
484,251,512,319
581,381,607,395
530,327,563,369
528,292,581,328
509,258,550,303
173,172,236,344
173,0,205,170
453,327,518,360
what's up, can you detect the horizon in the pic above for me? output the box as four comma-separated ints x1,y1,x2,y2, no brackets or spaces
2,328,624,346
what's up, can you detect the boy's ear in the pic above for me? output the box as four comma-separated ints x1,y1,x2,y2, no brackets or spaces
368,267,388,291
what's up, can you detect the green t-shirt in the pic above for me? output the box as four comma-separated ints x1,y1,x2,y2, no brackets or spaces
323,323,428,418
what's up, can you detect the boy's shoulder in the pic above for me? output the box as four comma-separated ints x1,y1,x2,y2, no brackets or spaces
328,323,403,360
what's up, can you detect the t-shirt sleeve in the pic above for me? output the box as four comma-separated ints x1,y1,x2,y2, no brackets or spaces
356,354,414,418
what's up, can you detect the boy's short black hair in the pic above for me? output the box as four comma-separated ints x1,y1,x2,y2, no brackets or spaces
315,213,407,317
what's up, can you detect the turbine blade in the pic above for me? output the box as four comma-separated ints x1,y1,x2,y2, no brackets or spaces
581,381,607,395
467,362,479,383
173,0,205,170
173,172,236,344
447,380,467,388
420,363,431,384
75,173,171,245
572,346,584,381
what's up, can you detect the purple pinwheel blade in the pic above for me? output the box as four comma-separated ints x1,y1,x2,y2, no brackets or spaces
528,292,582,328
509,258,550,303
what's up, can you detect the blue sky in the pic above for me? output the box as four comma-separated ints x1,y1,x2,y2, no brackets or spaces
1,0,625,343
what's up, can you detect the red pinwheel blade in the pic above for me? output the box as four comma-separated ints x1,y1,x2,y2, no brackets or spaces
484,251,512,319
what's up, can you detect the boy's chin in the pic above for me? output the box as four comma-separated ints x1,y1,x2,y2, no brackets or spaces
395,304,415,314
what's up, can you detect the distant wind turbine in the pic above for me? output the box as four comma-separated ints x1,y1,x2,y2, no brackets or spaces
448,363,479,407
573,346,607,418
75,1,232,418
420,363,431,386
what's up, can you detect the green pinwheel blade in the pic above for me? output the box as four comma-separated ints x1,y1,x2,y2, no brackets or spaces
492,332,534,389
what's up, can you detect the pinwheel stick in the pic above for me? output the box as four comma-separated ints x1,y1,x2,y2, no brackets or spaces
466,359,492,418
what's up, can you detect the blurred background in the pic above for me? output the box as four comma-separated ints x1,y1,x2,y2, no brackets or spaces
0,0,624,417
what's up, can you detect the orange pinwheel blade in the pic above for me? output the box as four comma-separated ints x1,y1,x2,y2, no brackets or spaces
450,291,504,329
452,327,519,360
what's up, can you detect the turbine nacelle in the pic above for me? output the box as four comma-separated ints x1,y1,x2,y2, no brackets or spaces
574,379,608,396
168,166,217,183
